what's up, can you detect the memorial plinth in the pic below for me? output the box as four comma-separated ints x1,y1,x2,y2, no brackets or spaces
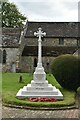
16,28,63,100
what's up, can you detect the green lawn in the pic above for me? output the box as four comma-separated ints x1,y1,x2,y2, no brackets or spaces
2,73,76,107
0,73,2,93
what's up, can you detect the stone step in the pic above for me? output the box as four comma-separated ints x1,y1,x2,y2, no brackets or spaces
16,89,63,100
23,85,53,91
31,80,48,87
23,84,57,92
21,90,58,95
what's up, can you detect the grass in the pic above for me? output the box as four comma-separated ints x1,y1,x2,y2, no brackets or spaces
2,73,76,107
0,73,2,92
0,73,2,100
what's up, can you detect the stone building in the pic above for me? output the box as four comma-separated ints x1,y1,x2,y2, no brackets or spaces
1,28,23,72
1,21,80,72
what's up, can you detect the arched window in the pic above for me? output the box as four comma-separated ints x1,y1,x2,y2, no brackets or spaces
3,50,6,64
0,49,2,63
34,58,37,67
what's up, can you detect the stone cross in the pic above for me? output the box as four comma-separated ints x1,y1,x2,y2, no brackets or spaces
34,28,46,67
16,28,63,100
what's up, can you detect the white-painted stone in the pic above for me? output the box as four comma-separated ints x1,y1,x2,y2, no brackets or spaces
16,28,63,100
31,80,48,87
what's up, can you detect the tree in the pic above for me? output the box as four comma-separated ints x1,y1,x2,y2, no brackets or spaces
2,2,27,27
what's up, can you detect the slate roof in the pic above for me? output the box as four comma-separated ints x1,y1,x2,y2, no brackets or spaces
2,22,80,48
24,21,80,38
2,28,23,47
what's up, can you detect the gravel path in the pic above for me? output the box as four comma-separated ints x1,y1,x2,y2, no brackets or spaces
2,106,79,119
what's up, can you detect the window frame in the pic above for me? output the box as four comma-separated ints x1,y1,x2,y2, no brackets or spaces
3,49,6,64
59,37,64,45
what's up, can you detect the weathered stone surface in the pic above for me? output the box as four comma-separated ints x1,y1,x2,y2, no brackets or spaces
2,28,23,47
2,48,19,72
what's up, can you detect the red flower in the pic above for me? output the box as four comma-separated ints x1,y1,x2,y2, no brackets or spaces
29,97,58,102
29,98,38,102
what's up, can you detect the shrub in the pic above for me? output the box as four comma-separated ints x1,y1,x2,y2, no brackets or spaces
51,54,80,91
77,87,80,96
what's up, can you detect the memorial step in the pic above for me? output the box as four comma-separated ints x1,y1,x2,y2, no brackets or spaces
16,89,63,100
20,86,59,95
31,80,48,86
23,84,57,91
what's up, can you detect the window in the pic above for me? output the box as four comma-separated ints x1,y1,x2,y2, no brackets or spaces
3,50,6,64
0,50,2,63
34,58,37,67
59,38,64,45
77,39,80,46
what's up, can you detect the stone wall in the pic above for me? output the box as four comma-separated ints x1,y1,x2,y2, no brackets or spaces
22,37,78,47
2,28,23,47
2,48,19,72
20,56,55,72
64,38,78,46
19,36,79,72
2,28,22,72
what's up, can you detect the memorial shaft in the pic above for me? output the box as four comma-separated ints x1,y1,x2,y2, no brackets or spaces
38,30,42,67
34,28,46,67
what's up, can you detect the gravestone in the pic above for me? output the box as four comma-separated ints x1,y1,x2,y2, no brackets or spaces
11,62,16,72
16,28,63,100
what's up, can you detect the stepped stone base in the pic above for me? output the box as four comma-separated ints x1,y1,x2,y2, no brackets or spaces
16,66,63,100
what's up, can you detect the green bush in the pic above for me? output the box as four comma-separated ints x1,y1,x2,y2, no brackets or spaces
77,87,80,96
51,54,80,91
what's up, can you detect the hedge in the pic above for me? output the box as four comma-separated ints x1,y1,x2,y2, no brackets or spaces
51,54,80,91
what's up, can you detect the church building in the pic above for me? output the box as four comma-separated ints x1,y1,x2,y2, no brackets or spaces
1,21,80,72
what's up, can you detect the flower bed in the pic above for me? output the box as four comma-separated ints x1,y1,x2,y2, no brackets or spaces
29,97,58,102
